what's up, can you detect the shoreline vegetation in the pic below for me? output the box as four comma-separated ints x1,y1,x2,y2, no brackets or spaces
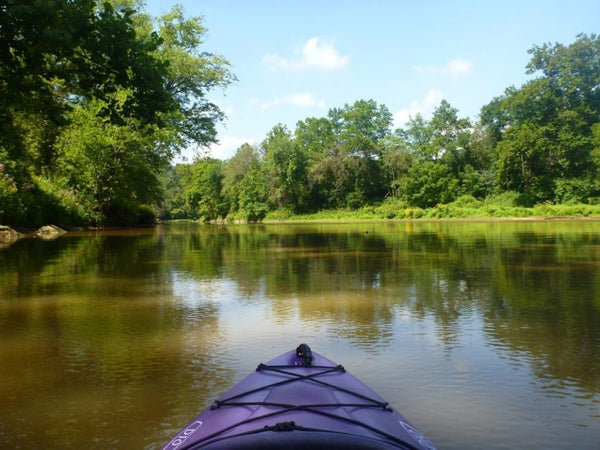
157,36,600,226
1,2,598,231
261,200,600,222
3,201,599,248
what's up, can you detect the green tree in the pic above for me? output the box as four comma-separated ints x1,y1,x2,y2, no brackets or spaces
490,34,600,204
152,5,235,151
237,169,269,222
222,143,261,214
307,149,354,209
327,99,393,205
261,124,309,211
397,100,473,206
158,163,193,220
295,116,337,210
295,117,335,163
400,161,458,208
55,90,165,224
0,1,235,226
1,0,165,224
397,114,434,160
379,135,413,198
185,158,228,221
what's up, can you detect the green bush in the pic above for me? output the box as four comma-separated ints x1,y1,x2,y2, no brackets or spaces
483,191,520,207
136,205,157,225
554,178,595,204
449,195,482,208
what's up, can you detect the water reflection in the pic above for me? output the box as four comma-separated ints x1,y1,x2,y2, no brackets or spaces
1,221,600,448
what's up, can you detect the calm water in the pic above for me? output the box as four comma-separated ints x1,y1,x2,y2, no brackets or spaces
1,221,600,449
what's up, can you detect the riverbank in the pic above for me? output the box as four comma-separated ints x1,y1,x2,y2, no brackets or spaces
3,201,600,248
262,202,600,222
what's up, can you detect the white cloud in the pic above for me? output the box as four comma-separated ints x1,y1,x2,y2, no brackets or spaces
207,136,255,160
442,59,473,80
283,93,327,108
394,89,444,127
411,59,473,80
250,93,326,111
263,37,348,71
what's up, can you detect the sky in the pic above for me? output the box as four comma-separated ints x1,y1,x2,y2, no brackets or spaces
143,0,599,161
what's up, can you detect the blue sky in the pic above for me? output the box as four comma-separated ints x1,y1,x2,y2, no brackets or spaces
144,0,599,161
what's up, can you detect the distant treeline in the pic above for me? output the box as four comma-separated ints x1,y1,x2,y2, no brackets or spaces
161,34,600,222
1,2,598,227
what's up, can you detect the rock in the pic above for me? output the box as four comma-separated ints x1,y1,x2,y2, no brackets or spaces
0,225,21,247
34,225,67,240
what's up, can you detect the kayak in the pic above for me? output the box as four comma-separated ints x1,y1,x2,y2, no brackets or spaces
163,344,437,450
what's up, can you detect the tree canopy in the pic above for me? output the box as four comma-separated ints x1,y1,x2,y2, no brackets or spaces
1,11,598,227
0,0,233,226
161,34,600,222
485,33,600,204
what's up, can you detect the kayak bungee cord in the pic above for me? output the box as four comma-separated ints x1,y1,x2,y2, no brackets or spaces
213,363,392,411
177,362,420,450
164,345,438,450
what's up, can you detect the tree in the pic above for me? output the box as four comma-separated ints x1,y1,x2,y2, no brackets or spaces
400,161,458,208
261,124,309,211
295,117,335,162
0,1,235,226
152,5,235,151
327,99,393,205
489,34,600,204
295,116,338,209
397,114,433,160
308,150,355,208
0,0,165,224
158,163,193,220
185,158,228,221
396,100,473,205
55,90,165,224
237,169,269,222
379,135,413,198
222,143,261,213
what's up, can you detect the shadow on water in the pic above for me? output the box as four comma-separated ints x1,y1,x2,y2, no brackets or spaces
1,221,600,448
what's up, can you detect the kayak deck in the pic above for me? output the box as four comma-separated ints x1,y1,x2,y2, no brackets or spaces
164,344,437,450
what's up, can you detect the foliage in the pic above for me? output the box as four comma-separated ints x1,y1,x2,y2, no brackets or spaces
157,164,192,220
185,158,228,221
222,143,262,217
399,160,457,208
2,12,599,227
261,124,309,211
152,4,235,150
55,90,167,224
235,169,269,222
0,0,233,227
487,33,600,203
164,32,600,223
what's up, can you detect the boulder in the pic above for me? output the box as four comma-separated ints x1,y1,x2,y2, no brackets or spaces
0,225,21,247
34,225,67,240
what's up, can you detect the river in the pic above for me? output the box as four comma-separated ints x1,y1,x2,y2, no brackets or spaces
1,221,599,449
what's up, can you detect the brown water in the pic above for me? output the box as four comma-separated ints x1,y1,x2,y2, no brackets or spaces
1,221,599,449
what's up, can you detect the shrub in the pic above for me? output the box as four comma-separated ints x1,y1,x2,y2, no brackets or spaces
554,178,595,204
449,195,482,208
483,191,520,207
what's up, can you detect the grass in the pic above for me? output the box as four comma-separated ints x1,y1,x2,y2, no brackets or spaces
263,197,600,222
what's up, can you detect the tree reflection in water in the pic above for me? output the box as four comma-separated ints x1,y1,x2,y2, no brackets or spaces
1,220,599,448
